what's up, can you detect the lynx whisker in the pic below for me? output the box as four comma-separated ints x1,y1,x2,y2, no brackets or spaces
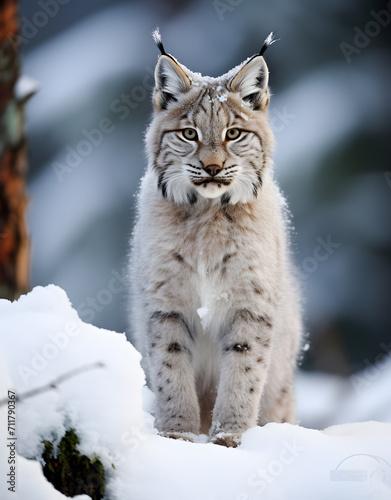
186,167,203,175
186,163,202,170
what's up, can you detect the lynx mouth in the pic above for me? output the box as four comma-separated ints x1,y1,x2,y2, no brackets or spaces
192,178,232,188
192,178,232,199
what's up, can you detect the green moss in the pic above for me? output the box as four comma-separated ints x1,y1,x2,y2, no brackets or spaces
42,429,105,500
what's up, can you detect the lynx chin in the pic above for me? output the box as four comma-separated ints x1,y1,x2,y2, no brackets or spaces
129,29,303,448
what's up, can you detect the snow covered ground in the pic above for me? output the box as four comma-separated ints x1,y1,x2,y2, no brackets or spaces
1,286,390,499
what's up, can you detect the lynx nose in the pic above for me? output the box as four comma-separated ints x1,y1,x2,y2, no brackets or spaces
204,164,222,177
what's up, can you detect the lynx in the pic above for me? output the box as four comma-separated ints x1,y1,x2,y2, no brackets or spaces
129,29,302,447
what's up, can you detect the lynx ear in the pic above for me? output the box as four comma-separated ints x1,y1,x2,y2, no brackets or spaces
154,55,191,111
152,27,191,111
229,55,269,111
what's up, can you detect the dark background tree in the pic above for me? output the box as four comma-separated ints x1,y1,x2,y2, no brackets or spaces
0,0,30,300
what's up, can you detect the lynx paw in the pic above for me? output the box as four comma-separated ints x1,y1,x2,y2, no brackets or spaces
210,432,241,448
160,431,196,443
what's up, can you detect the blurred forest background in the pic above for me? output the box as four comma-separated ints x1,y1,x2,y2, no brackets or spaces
18,0,391,376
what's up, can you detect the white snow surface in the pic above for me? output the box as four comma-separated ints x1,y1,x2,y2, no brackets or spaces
0,286,391,499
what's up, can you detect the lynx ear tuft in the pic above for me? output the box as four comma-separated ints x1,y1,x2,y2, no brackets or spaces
152,27,166,56
152,27,191,111
259,31,279,57
229,31,278,111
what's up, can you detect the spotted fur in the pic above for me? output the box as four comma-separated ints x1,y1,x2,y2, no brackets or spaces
129,33,302,447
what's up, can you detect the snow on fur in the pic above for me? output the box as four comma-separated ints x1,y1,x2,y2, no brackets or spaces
152,26,166,56
259,31,278,57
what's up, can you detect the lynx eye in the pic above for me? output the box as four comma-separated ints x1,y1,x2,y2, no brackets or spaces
226,128,241,141
182,128,198,141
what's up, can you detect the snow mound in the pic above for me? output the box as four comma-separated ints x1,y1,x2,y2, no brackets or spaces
1,286,390,499
0,285,147,499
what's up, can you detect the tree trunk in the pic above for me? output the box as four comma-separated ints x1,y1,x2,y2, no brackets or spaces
0,0,30,300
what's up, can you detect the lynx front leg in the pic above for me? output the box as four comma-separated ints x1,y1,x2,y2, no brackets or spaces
210,308,273,447
259,381,296,425
148,311,200,439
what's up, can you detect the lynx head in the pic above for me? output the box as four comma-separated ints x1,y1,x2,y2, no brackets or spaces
146,29,277,205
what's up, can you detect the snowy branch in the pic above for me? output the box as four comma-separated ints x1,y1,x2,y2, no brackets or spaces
0,361,104,407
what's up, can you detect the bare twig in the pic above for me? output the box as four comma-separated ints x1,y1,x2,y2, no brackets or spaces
0,362,105,407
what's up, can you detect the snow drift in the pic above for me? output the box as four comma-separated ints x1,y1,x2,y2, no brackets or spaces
0,286,390,499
